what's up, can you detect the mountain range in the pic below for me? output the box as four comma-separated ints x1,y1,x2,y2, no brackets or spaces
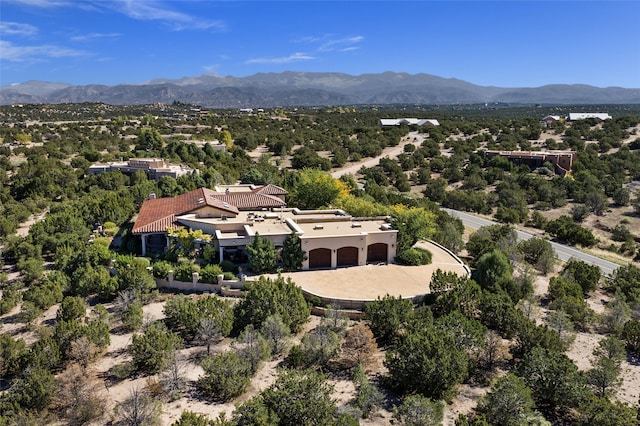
1,71,639,107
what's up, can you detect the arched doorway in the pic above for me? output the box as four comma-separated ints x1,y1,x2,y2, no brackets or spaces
337,246,358,267
309,248,331,269
367,243,388,263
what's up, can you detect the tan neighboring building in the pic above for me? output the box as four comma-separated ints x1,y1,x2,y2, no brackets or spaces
88,158,193,180
484,150,577,176
132,186,397,269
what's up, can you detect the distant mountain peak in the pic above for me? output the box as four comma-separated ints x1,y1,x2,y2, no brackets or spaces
1,71,638,107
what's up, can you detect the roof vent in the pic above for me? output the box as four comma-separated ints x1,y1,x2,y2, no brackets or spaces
351,222,361,228
198,198,205,204
223,202,230,208
313,225,324,230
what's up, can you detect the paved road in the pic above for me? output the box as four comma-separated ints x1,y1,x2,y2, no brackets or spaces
441,208,621,276
326,133,620,276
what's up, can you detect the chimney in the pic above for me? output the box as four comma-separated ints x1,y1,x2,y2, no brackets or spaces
149,192,156,200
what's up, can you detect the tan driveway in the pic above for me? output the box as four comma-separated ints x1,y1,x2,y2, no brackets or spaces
273,241,468,302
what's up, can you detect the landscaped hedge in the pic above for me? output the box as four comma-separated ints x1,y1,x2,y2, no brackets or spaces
395,248,432,266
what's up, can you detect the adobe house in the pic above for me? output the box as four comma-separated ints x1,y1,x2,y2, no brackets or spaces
132,185,397,269
484,150,577,176
88,158,193,180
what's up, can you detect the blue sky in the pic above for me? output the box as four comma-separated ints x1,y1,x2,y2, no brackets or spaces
1,1,639,88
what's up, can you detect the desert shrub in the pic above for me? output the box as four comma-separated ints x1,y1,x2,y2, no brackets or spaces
219,260,238,273
0,281,22,314
174,262,199,282
102,221,119,237
199,351,251,401
131,322,184,374
200,264,223,284
110,360,137,381
152,260,173,279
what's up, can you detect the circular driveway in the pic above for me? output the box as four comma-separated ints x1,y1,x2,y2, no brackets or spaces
273,241,469,306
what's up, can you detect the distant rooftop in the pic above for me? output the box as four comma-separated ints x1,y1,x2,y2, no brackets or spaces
567,113,611,121
380,118,440,126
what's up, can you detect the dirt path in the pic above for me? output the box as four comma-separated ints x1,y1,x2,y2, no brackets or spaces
331,131,426,178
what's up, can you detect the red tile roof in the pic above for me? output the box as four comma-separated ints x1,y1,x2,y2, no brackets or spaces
254,184,288,196
210,192,286,210
132,186,286,234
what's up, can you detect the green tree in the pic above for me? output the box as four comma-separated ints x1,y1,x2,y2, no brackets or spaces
561,259,601,294
515,347,588,417
290,169,341,209
172,411,233,426
621,319,640,357
121,299,144,332
352,365,384,419
260,314,292,356
391,204,435,254
385,323,469,400
545,309,576,349
472,249,513,290
575,396,637,426
300,324,340,367
517,237,555,275
235,324,271,374
364,295,415,346
587,353,623,398
199,351,251,402
247,233,277,274
0,334,27,378
233,396,279,426
393,394,444,426
135,127,164,152
131,322,184,374
117,261,157,297
261,368,338,426
607,264,640,305
281,232,306,272
603,290,632,335
3,365,56,411
234,274,310,333
56,296,87,323
476,373,538,426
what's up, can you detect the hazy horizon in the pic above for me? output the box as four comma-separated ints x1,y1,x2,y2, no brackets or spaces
1,1,639,89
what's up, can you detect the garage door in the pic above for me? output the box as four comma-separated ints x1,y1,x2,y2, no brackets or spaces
337,246,358,267
367,243,388,263
309,248,331,269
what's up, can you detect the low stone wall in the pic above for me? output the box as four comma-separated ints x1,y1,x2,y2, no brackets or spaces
155,271,248,294
304,292,423,312
311,306,364,320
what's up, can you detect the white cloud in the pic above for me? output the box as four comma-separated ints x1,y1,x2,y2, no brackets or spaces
3,0,71,7
0,40,86,62
246,52,316,64
0,21,38,36
70,32,121,42
109,0,225,31
203,64,220,73
318,36,364,52
6,0,225,31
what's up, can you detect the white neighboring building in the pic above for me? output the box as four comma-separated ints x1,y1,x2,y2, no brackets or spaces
567,113,612,121
380,118,440,126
